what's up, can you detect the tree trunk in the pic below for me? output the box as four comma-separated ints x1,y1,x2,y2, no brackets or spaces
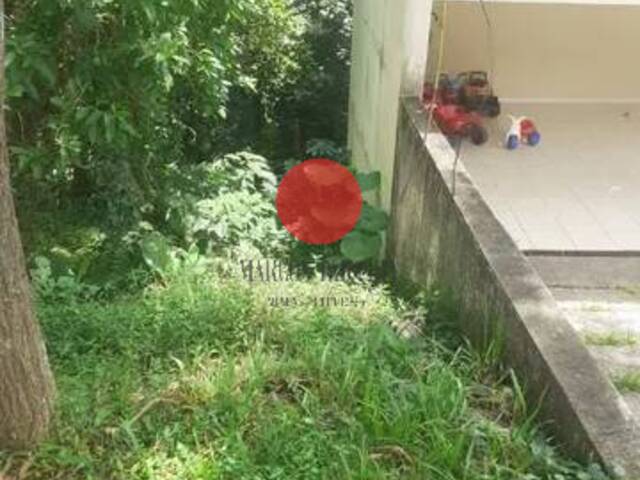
0,0,55,449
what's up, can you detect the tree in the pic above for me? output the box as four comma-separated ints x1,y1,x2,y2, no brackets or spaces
4,0,308,219
0,0,54,450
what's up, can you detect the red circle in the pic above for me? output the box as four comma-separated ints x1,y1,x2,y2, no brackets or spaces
276,159,363,245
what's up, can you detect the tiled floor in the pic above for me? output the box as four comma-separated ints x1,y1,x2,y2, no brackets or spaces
460,103,640,252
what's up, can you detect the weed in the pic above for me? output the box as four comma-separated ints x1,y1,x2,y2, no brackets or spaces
584,331,639,347
614,372,640,393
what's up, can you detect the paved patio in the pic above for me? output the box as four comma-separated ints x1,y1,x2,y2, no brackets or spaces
460,103,640,252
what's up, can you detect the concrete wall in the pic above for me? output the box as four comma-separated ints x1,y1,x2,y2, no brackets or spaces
389,97,640,477
440,2,640,101
348,0,431,210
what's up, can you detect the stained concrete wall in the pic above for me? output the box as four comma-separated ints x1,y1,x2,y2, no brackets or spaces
440,2,640,101
389,97,640,477
348,0,431,210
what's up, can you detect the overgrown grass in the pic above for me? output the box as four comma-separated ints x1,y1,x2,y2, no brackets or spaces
584,331,639,348
613,372,640,394
1,270,608,479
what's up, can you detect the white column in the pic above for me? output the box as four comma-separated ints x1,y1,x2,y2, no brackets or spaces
348,0,433,210
401,0,432,97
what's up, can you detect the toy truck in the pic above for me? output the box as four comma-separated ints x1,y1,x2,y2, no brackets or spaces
457,71,501,118
423,74,460,105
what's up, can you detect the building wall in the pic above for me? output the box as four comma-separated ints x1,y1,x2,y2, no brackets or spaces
348,0,431,210
441,2,640,101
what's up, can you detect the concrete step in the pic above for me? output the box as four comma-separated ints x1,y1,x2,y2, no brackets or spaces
529,254,640,428
589,346,640,377
554,293,640,336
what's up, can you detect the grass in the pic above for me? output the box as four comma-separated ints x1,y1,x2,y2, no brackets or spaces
0,269,609,479
584,331,639,348
613,372,640,394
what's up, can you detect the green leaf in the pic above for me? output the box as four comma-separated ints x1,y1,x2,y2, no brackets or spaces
141,232,173,278
340,231,382,263
104,114,115,144
212,222,228,239
357,203,388,233
355,172,381,192
6,82,25,99
32,59,56,88
4,51,16,68
87,110,102,144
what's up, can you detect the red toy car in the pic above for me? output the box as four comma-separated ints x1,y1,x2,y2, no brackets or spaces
432,104,488,145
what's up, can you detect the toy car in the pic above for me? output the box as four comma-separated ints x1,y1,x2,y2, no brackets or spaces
505,116,541,149
458,71,501,118
433,104,488,145
423,74,459,105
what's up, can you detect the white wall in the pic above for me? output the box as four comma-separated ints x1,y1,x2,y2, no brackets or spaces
348,0,432,210
441,3,640,101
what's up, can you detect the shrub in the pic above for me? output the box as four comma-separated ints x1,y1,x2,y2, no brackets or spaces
6,0,306,216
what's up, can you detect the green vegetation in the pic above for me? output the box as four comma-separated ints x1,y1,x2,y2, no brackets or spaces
4,141,609,478
3,149,610,477
584,331,639,348
614,372,640,394
2,1,612,478
7,0,352,225
0,267,608,479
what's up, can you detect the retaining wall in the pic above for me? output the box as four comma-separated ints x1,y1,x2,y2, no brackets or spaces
389,96,640,477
